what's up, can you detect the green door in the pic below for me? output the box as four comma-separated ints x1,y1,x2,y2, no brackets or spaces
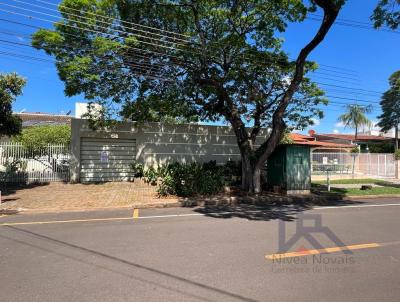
285,145,310,191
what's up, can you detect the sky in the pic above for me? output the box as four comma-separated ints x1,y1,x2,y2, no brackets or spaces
0,0,399,135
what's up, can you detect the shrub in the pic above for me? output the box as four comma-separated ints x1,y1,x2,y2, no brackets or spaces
394,149,400,160
143,167,159,185
223,160,241,177
130,162,144,178
157,161,224,197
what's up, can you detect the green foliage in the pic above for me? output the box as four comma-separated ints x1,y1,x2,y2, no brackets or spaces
157,161,224,197
12,125,71,153
0,72,26,136
338,104,373,138
121,96,199,124
368,143,394,153
130,162,144,178
223,161,241,178
377,70,400,134
372,0,400,29
32,0,330,133
394,149,400,160
351,146,360,153
280,132,294,144
31,0,345,191
143,166,159,185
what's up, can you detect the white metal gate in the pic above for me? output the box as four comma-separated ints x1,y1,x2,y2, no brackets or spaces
312,152,395,179
80,138,136,182
0,142,70,183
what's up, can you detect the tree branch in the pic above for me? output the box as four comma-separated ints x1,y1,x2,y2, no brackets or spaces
256,0,342,165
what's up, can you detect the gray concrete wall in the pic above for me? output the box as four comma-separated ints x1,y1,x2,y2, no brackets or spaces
70,119,269,182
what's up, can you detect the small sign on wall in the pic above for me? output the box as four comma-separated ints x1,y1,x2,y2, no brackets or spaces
100,151,109,163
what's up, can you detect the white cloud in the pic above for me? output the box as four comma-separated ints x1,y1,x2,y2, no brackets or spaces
335,121,345,128
333,129,339,134
16,36,25,42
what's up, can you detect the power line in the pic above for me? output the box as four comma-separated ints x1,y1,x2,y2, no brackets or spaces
0,39,176,81
326,95,380,104
0,33,383,103
0,45,381,112
0,5,386,97
0,30,383,102
0,33,180,73
311,71,358,81
35,0,192,40
0,1,361,77
1,13,364,87
309,76,359,85
316,82,384,94
307,14,400,35
34,0,361,74
325,88,381,97
0,6,188,65
0,23,183,70
0,2,192,53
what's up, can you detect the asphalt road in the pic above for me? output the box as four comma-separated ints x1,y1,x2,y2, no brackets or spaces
1,198,400,302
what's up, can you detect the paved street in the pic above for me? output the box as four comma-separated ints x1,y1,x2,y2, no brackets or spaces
1,198,400,302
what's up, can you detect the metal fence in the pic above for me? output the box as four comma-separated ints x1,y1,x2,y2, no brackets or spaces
0,142,70,184
312,152,395,179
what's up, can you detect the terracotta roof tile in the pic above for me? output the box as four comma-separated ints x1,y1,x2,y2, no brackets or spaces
316,133,392,141
15,112,71,126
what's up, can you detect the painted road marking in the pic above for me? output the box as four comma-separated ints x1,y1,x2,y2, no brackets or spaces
133,208,139,219
265,243,381,260
0,217,133,226
0,213,206,226
1,202,400,226
314,203,400,210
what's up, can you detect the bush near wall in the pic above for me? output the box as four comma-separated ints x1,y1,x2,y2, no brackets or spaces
139,161,241,197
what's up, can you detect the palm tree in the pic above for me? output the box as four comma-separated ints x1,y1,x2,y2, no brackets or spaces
338,104,373,139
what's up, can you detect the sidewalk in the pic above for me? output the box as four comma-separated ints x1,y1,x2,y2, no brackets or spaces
0,181,180,212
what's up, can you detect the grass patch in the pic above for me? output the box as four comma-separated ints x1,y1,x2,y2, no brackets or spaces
311,183,400,196
312,178,390,185
342,187,400,196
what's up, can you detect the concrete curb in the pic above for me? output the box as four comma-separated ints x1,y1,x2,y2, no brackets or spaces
0,202,183,215
2,194,398,216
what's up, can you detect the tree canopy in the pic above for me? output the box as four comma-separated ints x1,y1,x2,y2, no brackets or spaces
32,0,344,192
377,71,400,149
12,124,71,154
338,104,373,139
372,0,400,29
0,72,26,136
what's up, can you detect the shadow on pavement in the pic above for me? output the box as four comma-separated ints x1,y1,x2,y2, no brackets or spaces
193,198,365,221
0,182,50,196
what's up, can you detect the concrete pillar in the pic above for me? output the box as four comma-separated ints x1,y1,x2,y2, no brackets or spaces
396,160,400,179
69,118,82,183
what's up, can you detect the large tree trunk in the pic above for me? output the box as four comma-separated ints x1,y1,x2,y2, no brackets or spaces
246,1,341,192
395,125,399,151
234,0,341,194
240,151,262,193
241,151,253,191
